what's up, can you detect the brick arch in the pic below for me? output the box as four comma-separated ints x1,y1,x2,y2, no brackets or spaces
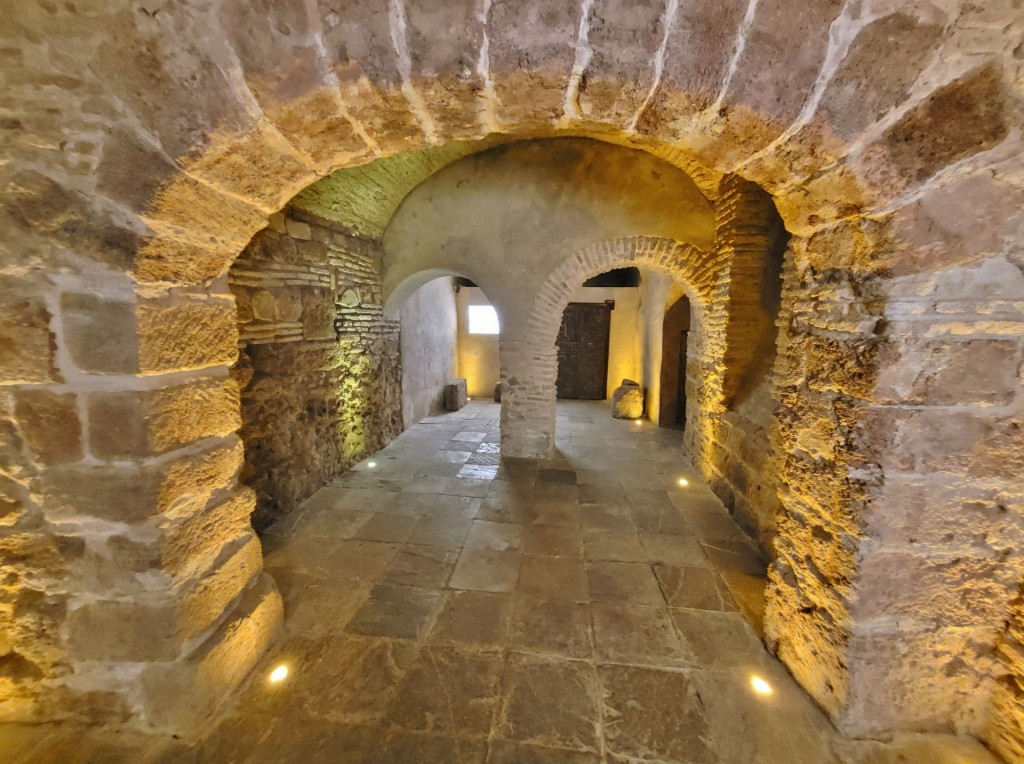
500,236,719,460
3,1,1021,754
501,236,724,462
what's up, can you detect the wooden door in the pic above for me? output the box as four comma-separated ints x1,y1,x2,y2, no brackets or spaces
556,303,611,399
659,297,691,429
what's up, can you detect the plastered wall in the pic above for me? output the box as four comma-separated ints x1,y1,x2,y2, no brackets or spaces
400,277,458,426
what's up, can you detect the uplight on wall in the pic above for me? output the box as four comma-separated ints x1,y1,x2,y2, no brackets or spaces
468,305,500,335
268,664,289,684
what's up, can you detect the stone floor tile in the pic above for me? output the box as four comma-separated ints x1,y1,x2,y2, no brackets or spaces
450,549,522,592
537,467,578,485
289,508,373,540
352,512,420,543
582,528,646,562
269,568,370,637
477,497,538,524
458,464,500,480
599,664,716,763
532,501,581,527
372,730,488,763
517,555,590,601
694,666,842,764
487,740,603,763
588,561,665,606
322,539,399,580
453,431,488,443
533,482,579,503
654,565,738,612
578,504,636,531
444,477,493,497
577,483,625,504
403,475,453,494
639,532,710,567
407,515,473,548
630,505,691,535
236,632,418,723
721,569,768,636
592,602,692,666
418,494,483,518
497,654,600,752
669,608,772,670
464,519,525,551
381,544,458,589
702,537,768,576
386,646,505,738
437,449,474,464
509,596,592,658
428,590,513,646
345,583,443,639
523,525,583,557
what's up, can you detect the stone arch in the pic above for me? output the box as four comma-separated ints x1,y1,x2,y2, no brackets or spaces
2,3,1021,756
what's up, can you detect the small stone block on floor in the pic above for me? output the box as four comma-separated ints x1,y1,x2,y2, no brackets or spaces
444,378,468,411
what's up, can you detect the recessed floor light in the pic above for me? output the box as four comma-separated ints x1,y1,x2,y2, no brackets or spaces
750,675,773,696
268,664,289,684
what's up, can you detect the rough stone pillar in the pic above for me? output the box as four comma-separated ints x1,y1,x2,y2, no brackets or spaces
0,268,283,731
638,272,673,424
499,335,557,459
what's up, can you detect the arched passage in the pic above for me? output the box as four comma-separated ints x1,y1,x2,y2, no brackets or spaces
2,4,1021,758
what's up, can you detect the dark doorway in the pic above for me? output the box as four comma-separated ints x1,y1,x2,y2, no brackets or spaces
659,296,691,428
556,302,611,399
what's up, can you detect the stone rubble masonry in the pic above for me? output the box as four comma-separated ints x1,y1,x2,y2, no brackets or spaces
229,211,403,531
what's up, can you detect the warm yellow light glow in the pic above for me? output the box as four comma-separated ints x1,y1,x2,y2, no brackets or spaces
678,478,689,487
634,419,642,425
750,675,773,696
367,461,376,468
269,664,289,684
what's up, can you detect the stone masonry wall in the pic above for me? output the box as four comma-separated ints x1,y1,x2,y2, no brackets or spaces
229,212,402,532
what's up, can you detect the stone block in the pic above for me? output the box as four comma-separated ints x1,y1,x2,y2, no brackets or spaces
87,376,241,459
843,624,997,736
67,598,180,661
42,439,243,523
0,276,57,383
13,389,82,465
61,293,139,375
611,379,643,419
285,218,312,240
137,298,237,373
875,338,1021,405
854,546,1022,628
104,490,255,584
444,378,468,411
180,533,263,642
301,289,336,340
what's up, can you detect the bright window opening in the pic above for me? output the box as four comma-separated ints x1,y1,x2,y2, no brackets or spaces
468,305,500,335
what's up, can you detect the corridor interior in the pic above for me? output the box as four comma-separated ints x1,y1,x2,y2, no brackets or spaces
2,402,997,763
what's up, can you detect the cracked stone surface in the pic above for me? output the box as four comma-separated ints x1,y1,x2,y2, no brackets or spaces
0,402,1001,763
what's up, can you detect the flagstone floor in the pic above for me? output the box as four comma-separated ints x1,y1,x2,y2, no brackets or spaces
2,401,999,763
